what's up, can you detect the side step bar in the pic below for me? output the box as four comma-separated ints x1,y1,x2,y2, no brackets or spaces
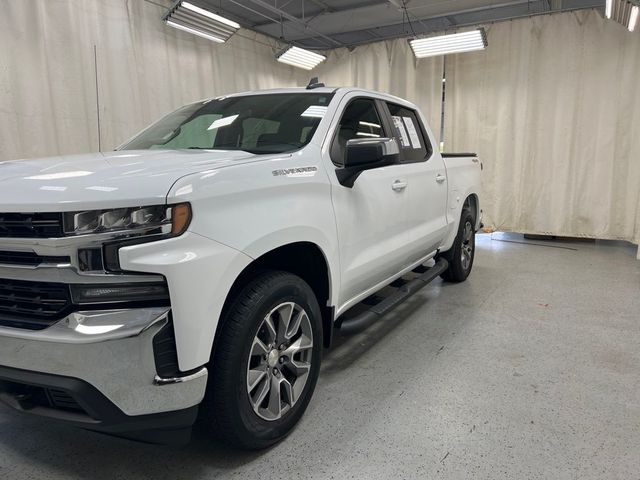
337,258,449,335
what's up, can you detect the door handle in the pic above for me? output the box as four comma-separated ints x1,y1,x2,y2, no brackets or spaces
436,174,446,184
392,180,408,192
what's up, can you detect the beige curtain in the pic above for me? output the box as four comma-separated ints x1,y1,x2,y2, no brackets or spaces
0,0,306,161
444,9,640,246
315,40,444,142
2,2,638,248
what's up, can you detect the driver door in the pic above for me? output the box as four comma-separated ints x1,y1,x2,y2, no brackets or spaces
325,96,411,309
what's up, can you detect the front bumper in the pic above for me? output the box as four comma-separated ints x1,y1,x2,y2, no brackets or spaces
0,307,208,442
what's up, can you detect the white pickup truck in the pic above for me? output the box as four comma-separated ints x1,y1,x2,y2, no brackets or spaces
0,83,481,449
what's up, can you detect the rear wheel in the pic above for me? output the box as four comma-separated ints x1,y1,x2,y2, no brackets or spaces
438,208,475,282
201,271,322,450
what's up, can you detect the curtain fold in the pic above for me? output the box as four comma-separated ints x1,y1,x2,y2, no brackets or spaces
444,9,640,245
0,0,306,161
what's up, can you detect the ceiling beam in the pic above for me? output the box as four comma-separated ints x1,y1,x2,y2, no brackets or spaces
242,0,345,46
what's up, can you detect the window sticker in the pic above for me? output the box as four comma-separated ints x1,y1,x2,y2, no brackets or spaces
402,117,422,149
392,116,411,148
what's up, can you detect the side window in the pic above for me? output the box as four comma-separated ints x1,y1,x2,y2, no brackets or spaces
330,98,385,166
386,103,431,163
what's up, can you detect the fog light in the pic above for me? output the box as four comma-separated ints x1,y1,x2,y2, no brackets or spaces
70,283,170,305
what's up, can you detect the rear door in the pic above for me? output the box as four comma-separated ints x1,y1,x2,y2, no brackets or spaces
325,95,411,308
382,102,449,264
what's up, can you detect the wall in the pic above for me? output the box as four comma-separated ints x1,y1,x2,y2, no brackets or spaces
1,3,638,246
0,0,306,161
445,9,640,245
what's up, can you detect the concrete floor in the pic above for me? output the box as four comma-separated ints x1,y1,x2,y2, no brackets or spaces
1,233,639,479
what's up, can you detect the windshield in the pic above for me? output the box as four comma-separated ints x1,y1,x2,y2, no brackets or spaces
119,93,334,154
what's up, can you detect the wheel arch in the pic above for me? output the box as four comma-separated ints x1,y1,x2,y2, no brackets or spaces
212,242,335,360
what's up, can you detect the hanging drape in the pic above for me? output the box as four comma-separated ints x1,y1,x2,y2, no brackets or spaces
315,40,444,142
1,3,638,247
0,0,306,161
444,9,640,246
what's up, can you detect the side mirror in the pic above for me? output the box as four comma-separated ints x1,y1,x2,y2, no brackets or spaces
337,137,400,187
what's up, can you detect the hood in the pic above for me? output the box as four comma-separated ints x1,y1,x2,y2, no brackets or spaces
0,149,259,212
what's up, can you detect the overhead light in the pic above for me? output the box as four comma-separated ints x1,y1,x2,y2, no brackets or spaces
630,5,639,31
605,0,640,31
410,28,487,59
163,1,240,43
276,46,326,70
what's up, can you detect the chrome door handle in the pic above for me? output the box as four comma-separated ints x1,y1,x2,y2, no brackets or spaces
392,180,408,192
436,174,446,184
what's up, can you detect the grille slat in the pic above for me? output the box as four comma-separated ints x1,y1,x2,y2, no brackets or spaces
0,213,64,238
0,279,72,330
0,250,70,266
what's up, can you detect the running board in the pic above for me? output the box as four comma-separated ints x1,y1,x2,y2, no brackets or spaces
337,258,449,335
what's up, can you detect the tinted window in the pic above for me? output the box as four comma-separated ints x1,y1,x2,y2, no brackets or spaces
330,98,385,165
386,103,430,163
120,93,334,154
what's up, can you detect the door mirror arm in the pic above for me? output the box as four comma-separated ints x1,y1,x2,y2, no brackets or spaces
336,138,400,188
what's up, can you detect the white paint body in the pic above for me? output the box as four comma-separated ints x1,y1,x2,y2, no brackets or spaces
0,87,481,376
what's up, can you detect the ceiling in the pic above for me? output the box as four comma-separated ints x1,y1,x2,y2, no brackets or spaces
198,0,605,49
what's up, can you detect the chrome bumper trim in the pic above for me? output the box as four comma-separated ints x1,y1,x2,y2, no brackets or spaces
154,367,208,386
0,307,207,415
0,307,170,344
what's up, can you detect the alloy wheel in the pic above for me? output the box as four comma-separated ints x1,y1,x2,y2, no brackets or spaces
246,302,313,421
461,220,474,271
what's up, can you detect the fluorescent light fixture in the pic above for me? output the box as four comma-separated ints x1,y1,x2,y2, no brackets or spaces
163,1,239,43
277,46,326,70
166,20,224,43
605,0,640,31
630,5,639,31
410,29,487,59
181,1,240,28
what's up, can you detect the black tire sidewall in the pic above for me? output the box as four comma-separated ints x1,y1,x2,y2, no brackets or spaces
442,209,475,282
211,272,322,449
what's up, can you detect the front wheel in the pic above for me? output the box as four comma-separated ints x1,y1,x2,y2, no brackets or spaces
201,271,322,449
438,208,476,282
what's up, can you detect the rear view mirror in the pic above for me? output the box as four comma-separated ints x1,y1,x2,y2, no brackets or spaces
337,138,400,187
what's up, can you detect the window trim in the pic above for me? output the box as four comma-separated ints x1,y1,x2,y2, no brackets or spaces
381,102,433,164
329,96,393,167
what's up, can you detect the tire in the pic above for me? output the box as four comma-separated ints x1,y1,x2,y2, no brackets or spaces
201,271,322,450
438,208,476,283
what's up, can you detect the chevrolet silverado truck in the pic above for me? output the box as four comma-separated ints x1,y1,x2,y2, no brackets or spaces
0,83,481,449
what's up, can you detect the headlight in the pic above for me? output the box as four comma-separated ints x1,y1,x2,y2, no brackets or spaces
63,203,191,236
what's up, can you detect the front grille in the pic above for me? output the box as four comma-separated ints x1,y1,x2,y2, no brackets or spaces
0,250,70,267
0,278,72,330
0,212,65,238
